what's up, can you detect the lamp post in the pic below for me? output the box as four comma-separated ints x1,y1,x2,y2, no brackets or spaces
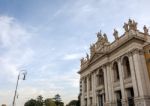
12,70,27,106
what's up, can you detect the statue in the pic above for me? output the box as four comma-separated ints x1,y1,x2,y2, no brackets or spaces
97,30,103,41
128,19,138,31
128,19,132,28
86,53,89,61
90,44,96,56
123,22,129,32
103,33,108,43
143,25,149,35
132,20,138,30
113,29,119,40
80,57,85,65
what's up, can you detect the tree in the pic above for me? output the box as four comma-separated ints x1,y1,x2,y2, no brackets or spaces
53,94,63,106
24,95,43,106
45,98,56,106
36,95,43,106
24,95,64,106
24,99,36,106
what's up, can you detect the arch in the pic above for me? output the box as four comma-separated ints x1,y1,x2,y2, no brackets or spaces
113,61,120,82
122,56,131,78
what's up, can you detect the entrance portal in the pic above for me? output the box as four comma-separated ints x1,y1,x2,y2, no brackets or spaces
98,95,104,106
116,90,122,106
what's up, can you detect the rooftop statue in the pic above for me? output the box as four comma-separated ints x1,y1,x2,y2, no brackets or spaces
97,30,103,41
103,33,108,43
86,53,89,61
123,22,129,32
90,44,96,56
123,19,138,33
143,25,149,35
113,29,119,40
128,19,138,31
80,57,85,65
132,20,138,30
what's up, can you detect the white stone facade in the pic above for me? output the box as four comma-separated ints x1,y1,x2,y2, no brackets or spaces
78,19,150,106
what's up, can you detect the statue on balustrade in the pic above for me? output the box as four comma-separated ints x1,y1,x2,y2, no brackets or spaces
143,25,149,35
80,57,85,65
86,53,90,61
103,33,108,43
90,44,96,56
113,29,119,40
128,19,138,31
97,30,103,42
123,22,129,32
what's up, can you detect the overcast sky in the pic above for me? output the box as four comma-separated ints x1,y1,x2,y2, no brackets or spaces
0,0,150,106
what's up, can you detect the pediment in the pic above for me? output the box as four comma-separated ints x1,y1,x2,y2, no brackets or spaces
89,51,105,63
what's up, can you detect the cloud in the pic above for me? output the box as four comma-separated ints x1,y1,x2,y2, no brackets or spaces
0,16,35,105
63,53,84,60
0,16,31,48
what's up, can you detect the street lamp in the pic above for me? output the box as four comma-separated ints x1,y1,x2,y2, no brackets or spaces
12,70,27,106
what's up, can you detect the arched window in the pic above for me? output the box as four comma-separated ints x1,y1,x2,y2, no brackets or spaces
123,56,131,78
113,62,120,82
97,69,104,86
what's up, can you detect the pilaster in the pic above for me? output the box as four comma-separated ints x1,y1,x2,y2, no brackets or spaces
117,58,126,105
87,75,90,106
81,78,84,106
93,71,97,106
132,50,147,96
103,65,109,102
128,52,139,97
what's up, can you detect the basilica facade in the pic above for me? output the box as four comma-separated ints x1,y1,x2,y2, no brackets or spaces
78,19,150,106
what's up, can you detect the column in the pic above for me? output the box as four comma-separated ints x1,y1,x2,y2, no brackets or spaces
118,58,126,104
81,78,84,106
87,75,89,106
92,72,97,106
132,50,150,96
103,65,109,103
139,52,150,95
106,63,114,104
132,49,150,105
128,52,139,97
109,63,116,103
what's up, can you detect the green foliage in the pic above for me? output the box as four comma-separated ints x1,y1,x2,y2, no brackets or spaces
36,95,43,106
53,94,63,106
45,98,56,106
24,99,36,106
24,94,64,106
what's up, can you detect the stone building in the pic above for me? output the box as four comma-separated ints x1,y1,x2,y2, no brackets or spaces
78,19,150,106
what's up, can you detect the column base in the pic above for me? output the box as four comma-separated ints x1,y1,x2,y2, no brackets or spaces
134,96,150,106
104,102,117,106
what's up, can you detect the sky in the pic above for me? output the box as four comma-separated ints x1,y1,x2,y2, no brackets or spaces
0,0,150,106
